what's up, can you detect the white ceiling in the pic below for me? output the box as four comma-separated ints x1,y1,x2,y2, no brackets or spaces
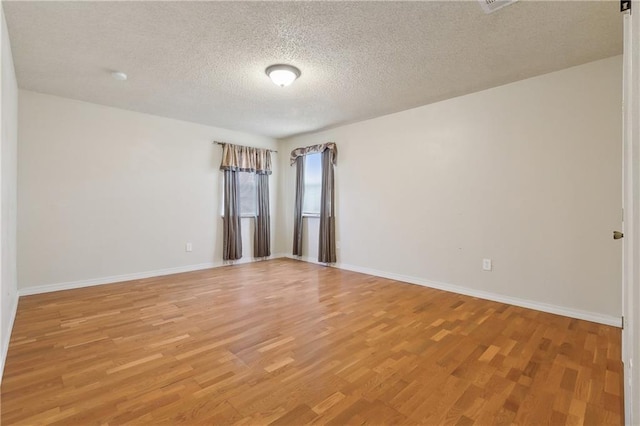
4,1,622,139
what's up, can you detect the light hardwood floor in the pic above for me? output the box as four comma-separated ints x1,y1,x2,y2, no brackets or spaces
1,259,622,425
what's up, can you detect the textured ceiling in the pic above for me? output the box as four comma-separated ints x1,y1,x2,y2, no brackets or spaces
4,1,622,139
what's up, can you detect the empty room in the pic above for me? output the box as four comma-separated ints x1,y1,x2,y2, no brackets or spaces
1,0,640,425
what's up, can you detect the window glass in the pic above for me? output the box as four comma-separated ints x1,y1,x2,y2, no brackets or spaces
303,153,322,215
222,171,256,216
238,172,256,216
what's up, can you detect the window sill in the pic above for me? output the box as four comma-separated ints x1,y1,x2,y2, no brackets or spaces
303,214,320,218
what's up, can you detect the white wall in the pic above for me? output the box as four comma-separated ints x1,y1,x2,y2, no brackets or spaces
279,56,623,323
18,90,278,291
0,6,19,377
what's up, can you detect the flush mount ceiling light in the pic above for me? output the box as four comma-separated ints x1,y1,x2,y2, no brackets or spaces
478,0,518,14
111,71,128,81
265,64,301,87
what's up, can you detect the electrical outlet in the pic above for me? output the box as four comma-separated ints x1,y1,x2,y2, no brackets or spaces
482,258,492,271
186,242,193,252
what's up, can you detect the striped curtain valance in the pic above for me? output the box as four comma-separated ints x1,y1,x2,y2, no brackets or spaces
219,142,272,175
290,142,337,166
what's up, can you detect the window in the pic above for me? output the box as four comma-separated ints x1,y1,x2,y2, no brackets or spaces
303,153,322,216
238,172,256,216
222,171,256,217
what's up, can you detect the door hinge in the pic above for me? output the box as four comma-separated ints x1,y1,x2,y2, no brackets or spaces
622,315,625,329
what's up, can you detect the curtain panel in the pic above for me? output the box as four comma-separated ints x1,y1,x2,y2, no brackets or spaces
292,156,305,257
254,173,271,258
222,170,242,261
318,148,337,263
219,142,272,261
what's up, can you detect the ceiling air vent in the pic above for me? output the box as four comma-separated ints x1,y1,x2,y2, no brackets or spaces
478,0,518,14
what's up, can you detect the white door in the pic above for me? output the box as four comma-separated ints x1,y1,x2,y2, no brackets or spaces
622,6,639,425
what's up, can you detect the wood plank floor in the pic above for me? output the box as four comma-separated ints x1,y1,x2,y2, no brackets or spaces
1,258,622,425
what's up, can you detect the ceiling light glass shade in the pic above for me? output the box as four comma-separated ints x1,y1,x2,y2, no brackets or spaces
265,64,301,87
111,71,128,81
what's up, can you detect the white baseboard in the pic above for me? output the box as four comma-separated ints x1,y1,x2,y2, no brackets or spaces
285,255,621,327
1,292,19,380
284,254,332,266
18,254,286,297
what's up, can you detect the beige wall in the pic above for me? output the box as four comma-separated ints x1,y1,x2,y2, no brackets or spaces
279,56,623,321
1,6,18,376
18,90,278,291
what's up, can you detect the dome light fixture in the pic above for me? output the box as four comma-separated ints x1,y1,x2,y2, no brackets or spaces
265,64,301,87
111,71,128,81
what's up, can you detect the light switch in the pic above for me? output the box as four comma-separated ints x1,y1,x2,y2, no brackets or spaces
482,258,492,271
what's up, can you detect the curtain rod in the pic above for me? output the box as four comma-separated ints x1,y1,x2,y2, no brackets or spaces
213,141,278,153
